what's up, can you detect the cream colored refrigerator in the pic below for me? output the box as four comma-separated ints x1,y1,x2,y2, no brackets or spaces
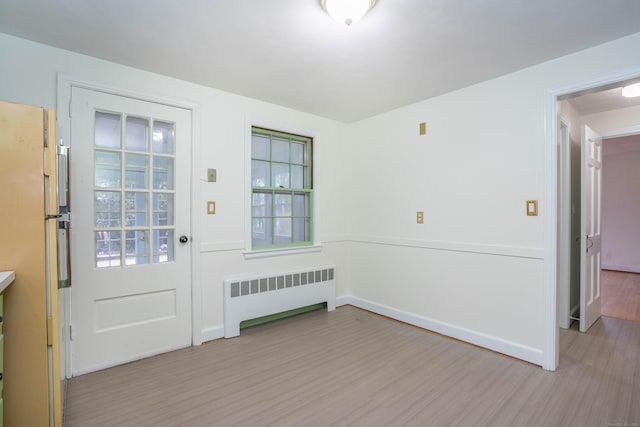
0,99,63,426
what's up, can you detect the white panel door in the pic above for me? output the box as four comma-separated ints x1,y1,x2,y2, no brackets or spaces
580,125,602,333
70,87,192,375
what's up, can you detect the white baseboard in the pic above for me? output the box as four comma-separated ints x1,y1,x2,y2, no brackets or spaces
201,325,224,343
339,295,543,366
602,264,640,274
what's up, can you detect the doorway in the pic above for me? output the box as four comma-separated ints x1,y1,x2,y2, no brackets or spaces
554,76,640,347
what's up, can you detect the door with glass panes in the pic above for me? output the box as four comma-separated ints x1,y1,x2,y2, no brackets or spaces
70,87,192,375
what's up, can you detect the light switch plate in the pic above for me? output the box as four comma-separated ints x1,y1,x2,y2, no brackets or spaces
419,122,427,135
207,168,217,182
417,211,424,224
526,200,538,216
207,201,216,215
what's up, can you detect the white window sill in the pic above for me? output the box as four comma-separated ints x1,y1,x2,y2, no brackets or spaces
243,244,323,260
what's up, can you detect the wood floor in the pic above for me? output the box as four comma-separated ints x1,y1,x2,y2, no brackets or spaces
63,306,640,427
602,270,640,323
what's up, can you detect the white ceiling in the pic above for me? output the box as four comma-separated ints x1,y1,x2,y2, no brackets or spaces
1,0,640,122
567,85,640,116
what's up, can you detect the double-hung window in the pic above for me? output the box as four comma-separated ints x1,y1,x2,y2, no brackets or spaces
251,127,313,250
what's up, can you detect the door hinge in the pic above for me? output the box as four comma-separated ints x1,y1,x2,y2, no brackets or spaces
69,324,73,341
47,316,54,346
68,100,73,118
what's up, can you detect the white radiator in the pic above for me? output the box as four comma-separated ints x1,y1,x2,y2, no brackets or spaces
223,265,336,338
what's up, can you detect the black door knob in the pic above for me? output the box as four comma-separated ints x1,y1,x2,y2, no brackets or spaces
179,235,189,244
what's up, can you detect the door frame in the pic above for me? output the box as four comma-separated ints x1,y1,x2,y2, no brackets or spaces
543,67,640,371
56,74,201,378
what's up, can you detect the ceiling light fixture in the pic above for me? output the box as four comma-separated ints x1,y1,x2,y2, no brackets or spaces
321,0,376,26
622,83,640,98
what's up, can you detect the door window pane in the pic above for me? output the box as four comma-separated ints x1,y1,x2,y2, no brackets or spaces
95,231,121,268
95,191,121,228
124,230,148,265
153,229,174,263
95,112,121,149
152,121,175,154
95,151,121,188
125,192,148,227
153,193,174,226
125,153,149,189
153,156,174,190
125,116,149,151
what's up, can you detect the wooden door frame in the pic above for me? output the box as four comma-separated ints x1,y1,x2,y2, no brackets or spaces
56,74,201,378
543,67,640,371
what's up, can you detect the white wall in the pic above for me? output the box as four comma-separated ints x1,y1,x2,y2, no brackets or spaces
0,33,352,341
2,29,640,367
345,32,640,364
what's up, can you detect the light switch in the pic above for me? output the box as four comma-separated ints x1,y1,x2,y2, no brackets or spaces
526,200,538,216
416,211,424,224
419,122,427,136
207,201,216,215
207,168,217,182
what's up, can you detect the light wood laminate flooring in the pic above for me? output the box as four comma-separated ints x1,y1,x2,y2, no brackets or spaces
602,270,640,323
64,306,640,426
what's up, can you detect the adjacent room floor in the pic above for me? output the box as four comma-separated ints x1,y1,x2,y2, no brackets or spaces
602,270,640,323
63,305,640,427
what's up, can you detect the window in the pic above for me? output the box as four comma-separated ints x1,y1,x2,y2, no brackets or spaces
251,127,313,250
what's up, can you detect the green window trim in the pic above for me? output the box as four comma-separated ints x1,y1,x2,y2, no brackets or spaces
251,126,313,250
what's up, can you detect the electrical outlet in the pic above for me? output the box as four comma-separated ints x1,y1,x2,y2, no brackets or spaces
416,211,424,224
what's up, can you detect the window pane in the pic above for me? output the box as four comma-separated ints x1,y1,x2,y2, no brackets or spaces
252,134,270,160
125,192,147,227
95,151,121,188
95,231,121,268
252,218,272,246
125,230,148,265
274,218,292,244
153,156,174,190
252,160,270,187
291,165,304,189
153,193,174,226
95,112,121,149
293,218,310,243
272,163,289,188
125,116,148,151
152,121,175,154
153,229,174,263
125,153,149,189
291,142,305,165
293,193,309,217
252,192,272,217
272,138,289,163
274,193,292,216
95,191,121,228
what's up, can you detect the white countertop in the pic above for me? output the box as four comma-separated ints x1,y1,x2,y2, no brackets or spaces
0,271,15,294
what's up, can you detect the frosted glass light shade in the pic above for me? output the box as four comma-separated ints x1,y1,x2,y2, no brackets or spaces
622,83,640,98
321,0,376,26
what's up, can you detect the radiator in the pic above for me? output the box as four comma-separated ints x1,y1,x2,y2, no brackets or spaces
223,265,336,338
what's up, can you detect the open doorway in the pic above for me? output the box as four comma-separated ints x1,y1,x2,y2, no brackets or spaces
556,79,640,331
